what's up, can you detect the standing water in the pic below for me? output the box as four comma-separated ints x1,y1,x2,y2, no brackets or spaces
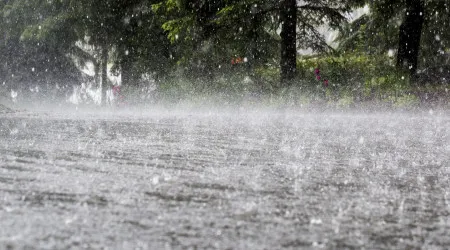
0,107,449,249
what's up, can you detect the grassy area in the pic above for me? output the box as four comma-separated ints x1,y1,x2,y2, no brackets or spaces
1,53,448,111
144,55,449,110
139,76,448,111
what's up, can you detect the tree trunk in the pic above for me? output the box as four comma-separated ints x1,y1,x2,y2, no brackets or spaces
101,46,108,105
396,0,424,77
280,0,297,86
248,11,261,73
121,48,133,87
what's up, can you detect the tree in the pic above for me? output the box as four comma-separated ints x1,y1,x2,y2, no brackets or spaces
396,0,424,76
0,0,82,94
155,0,356,86
214,0,280,73
280,0,297,84
112,2,173,87
153,0,229,80
75,0,122,104
2,0,173,105
337,0,450,80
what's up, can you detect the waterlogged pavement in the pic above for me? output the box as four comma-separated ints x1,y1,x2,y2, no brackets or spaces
0,108,449,249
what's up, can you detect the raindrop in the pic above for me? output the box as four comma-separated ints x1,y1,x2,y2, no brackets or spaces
10,128,19,135
11,90,18,102
152,176,159,185
388,49,394,57
358,136,364,144
310,218,322,225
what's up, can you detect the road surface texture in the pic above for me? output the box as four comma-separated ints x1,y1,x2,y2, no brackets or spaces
0,108,449,249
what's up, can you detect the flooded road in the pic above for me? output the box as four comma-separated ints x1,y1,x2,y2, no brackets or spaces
0,108,449,249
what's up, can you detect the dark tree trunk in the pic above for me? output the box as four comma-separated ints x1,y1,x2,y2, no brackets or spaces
248,11,261,72
396,0,424,77
101,46,108,105
280,0,297,86
189,0,219,80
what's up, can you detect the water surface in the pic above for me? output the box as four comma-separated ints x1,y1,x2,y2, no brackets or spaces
0,109,449,249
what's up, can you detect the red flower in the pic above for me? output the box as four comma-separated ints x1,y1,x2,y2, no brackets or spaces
324,79,329,87
314,68,320,75
112,85,121,95
316,75,321,80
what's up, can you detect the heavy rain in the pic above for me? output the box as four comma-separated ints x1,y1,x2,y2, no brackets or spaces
0,0,449,249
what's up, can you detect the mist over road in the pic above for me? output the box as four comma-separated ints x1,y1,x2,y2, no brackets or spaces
0,108,449,249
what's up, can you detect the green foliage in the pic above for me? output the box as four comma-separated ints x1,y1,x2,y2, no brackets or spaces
153,0,360,82
297,52,414,102
161,16,194,43
0,0,175,91
0,0,448,108
336,0,450,70
0,0,82,89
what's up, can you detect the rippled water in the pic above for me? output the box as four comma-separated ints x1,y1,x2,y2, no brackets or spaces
0,108,449,249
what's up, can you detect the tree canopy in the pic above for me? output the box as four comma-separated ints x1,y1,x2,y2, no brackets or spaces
0,0,448,103
336,0,450,77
